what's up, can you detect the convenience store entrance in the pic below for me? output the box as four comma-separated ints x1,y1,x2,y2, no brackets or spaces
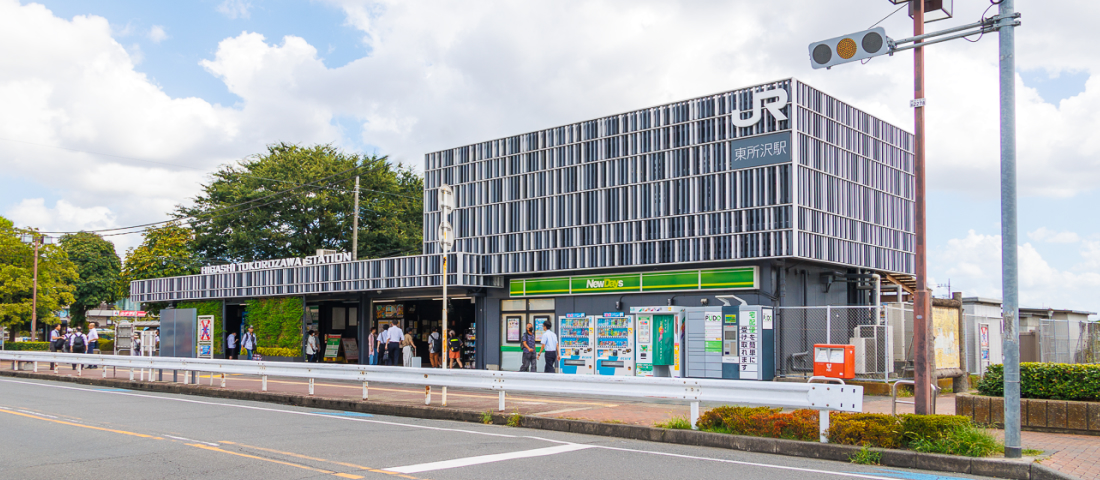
499,298,556,372
371,298,476,368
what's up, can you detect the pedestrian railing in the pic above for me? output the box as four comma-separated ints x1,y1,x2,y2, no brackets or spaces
0,350,863,442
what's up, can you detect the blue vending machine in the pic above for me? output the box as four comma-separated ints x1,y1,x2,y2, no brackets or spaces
595,312,635,376
558,313,593,375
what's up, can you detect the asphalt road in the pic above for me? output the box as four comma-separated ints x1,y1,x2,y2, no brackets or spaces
0,377,996,480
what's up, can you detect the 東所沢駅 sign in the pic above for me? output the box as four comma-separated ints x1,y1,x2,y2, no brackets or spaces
510,267,757,297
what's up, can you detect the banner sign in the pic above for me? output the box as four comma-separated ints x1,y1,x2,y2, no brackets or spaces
201,252,353,275
511,267,757,297
198,316,213,342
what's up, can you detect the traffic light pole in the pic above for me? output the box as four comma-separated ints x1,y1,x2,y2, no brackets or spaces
910,0,933,416
998,0,1022,459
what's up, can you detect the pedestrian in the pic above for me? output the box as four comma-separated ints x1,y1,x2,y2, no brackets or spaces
305,330,319,363
386,322,403,366
69,326,88,370
519,322,537,372
378,325,390,365
541,320,558,373
131,334,141,356
368,327,378,365
429,328,442,368
402,329,416,367
241,326,257,360
226,330,238,359
48,324,62,370
63,327,72,353
447,330,463,369
86,322,99,369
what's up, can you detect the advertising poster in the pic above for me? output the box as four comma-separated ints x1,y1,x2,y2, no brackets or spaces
342,338,359,362
507,317,521,342
980,324,990,361
653,314,675,365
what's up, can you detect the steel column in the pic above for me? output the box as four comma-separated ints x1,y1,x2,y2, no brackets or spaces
998,0,1022,459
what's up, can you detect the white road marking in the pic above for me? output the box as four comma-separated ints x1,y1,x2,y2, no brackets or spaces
386,444,592,473
163,435,219,446
0,378,914,480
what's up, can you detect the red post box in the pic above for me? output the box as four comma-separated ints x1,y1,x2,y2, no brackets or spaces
813,344,855,379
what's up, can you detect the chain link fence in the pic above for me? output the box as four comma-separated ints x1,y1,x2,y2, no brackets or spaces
775,305,892,381
1040,318,1099,364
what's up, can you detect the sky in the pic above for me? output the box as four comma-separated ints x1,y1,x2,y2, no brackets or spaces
0,0,1097,315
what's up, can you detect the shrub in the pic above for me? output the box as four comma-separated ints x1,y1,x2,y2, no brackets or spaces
2,341,50,351
97,339,114,353
828,413,903,449
256,347,300,358
978,363,1100,402
900,414,973,446
908,423,1001,457
849,445,882,465
696,406,819,441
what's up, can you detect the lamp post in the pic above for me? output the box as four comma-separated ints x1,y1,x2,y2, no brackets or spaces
20,232,54,341
437,184,455,404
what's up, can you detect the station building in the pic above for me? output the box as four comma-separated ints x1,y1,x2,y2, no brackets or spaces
131,78,915,372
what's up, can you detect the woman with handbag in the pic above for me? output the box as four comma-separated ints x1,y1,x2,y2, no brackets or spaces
401,330,416,367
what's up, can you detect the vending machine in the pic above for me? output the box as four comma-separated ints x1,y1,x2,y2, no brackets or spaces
630,306,681,377
594,312,635,376
558,313,593,375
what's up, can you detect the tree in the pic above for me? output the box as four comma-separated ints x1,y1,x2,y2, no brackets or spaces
176,143,423,263
120,222,201,301
0,216,77,339
60,231,122,325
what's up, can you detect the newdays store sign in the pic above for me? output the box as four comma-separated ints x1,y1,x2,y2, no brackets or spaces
510,267,758,297
201,252,353,275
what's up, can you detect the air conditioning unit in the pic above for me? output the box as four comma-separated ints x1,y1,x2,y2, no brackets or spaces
850,337,877,374
851,324,893,374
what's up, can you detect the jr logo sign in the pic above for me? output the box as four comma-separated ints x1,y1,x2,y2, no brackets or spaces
731,88,789,128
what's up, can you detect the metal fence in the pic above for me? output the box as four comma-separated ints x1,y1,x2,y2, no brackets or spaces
775,305,891,381
1040,318,1100,364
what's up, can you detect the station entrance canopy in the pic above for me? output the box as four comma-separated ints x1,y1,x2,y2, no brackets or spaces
130,252,487,303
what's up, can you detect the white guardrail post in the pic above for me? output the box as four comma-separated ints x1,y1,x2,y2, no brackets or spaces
0,351,864,442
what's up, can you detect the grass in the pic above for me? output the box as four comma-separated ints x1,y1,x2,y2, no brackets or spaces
654,415,693,430
849,445,882,465
601,419,626,425
481,410,493,425
506,411,522,427
908,424,1001,457
1022,448,1044,457
895,385,914,398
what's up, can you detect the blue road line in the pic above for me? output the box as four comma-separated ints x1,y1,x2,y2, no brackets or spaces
849,468,975,480
94,388,132,392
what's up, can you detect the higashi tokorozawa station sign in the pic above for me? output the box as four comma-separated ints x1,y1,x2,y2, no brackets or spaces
510,267,758,297
200,252,354,275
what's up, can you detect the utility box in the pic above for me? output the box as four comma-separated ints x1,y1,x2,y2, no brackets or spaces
813,344,855,379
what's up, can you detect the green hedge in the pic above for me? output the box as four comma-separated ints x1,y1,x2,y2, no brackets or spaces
2,341,50,351
257,347,300,358
696,406,819,441
978,362,1100,401
245,297,303,351
178,300,224,355
827,413,972,449
97,339,114,353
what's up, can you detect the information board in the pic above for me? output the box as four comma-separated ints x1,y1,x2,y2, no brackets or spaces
342,338,359,362
324,334,341,360
704,312,723,353
738,309,761,378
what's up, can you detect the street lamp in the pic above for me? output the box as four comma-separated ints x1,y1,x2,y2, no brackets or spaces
437,184,455,404
20,232,55,341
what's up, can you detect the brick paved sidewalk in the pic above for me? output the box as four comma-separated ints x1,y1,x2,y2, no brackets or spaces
19,365,1098,479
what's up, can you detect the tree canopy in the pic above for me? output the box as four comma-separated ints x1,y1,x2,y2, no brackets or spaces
120,222,200,299
60,231,122,324
0,216,77,337
176,143,423,263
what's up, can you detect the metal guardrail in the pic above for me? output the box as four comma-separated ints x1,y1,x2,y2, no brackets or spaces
1,351,863,442
891,379,940,415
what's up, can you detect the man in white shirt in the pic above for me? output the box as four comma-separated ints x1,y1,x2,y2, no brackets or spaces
540,320,558,373
376,326,388,365
86,323,100,368
386,323,403,366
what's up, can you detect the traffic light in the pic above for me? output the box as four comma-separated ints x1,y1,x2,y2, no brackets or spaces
808,27,890,69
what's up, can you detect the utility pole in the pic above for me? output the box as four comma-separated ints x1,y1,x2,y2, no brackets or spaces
352,175,360,260
910,0,933,416
437,184,455,404
31,237,40,341
998,0,1022,459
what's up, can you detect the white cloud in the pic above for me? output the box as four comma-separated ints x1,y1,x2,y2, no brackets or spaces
148,25,168,43
7,199,117,233
1028,227,1080,244
216,0,252,20
934,230,1100,313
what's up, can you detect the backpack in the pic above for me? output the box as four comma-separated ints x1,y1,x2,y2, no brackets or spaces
431,333,442,352
72,335,86,351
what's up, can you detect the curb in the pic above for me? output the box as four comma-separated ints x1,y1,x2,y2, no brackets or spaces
0,370,1079,480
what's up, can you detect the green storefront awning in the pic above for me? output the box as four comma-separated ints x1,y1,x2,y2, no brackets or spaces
510,266,757,297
